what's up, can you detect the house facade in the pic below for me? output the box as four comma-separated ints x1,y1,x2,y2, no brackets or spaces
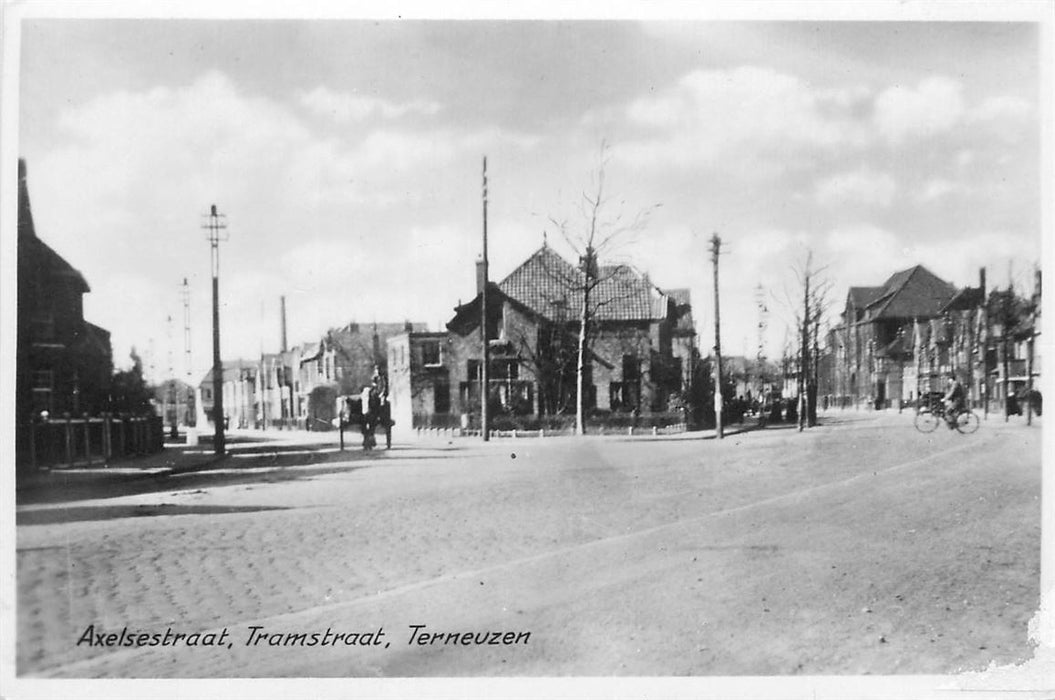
389,245,695,429
16,159,113,430
822,264,1041,413
199,322,427,431
828,265,964,408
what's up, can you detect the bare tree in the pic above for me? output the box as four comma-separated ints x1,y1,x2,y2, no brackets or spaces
546,141,659,435
782,250,831,430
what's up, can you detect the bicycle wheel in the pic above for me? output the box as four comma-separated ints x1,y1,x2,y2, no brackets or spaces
914,409,940,433
955,411,980,434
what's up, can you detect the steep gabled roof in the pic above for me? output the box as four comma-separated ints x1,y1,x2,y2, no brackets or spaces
19,160,90,294
848,286,883,308
941,286,985,313
496,245,675,323
858,265,957,321
875,332,913,358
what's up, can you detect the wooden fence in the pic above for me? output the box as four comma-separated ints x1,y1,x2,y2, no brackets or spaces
19,413,164,471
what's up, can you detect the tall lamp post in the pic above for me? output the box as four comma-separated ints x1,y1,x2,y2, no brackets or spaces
481,157,490,442
203,204,228,456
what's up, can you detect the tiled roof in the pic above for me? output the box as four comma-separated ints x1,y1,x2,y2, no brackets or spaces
876,333,913,358
497,246,674,322
848,286,883,308
941,287,985,313
866,265,957,320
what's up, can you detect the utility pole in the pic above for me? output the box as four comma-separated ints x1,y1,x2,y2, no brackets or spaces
480,157,490,442
799,254,811,431
1004,265,1012,423
755,283,768,407
181,278,193,427
1026,267,1040,426
981,267,989,419
203,204,228,455
710,233,723,440
166,313,177,439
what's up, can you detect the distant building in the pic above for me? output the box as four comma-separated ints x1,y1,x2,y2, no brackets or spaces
389,245,695,429
821,265,1038,411
16,159,112,428
198,359,258,429
296,321,426,429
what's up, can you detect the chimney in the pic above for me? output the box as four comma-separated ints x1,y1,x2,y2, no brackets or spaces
979,267,987,305
476,258,487,295
280,295,288,353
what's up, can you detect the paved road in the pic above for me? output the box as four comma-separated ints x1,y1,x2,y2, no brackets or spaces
15,411,1041,677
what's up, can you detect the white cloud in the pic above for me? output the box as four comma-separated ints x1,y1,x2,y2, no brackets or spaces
968,94,1034,143
915,178,962,203
815,168,896,207
615,66,869,170
970,95,1032,123
873,76,965,144
299,86,441,122
29,71,540,373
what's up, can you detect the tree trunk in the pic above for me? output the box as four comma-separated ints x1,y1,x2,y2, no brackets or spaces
575,283,589,436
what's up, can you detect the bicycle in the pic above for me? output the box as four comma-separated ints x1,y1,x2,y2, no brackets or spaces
914,402,979,434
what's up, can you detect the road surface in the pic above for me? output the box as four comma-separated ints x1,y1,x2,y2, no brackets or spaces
15,411,1041,677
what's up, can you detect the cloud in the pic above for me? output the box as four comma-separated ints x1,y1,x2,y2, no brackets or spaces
29,70,539,373
299,86,441,122
915,178,964,203
970,95,1032,123
613,66,869,171
815,168,896,207
873,76,965,144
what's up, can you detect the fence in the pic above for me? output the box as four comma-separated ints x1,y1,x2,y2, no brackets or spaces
19,413,164,471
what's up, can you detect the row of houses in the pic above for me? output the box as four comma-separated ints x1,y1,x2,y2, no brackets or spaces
198,252,1042,435
200,244,698,432
197,321,426,431
824,265,1041,411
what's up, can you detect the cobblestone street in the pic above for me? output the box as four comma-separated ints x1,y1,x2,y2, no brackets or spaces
15,412,1042,678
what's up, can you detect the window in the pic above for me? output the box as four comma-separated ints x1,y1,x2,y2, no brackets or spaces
32,370,53,389
434,382,451,414
467,359,481,380
493,359,519,380
32,370,53,415
422,341,442,367
203,388,212,400
31,312,55,340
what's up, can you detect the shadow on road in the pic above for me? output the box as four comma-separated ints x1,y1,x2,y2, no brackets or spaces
17,503,289,526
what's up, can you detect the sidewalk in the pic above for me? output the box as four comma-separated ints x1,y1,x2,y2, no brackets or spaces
15,428,381,506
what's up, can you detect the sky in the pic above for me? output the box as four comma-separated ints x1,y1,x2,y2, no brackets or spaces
11,9,1047,384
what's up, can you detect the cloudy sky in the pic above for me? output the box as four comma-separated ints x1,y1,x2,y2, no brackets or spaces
13,11,1045,382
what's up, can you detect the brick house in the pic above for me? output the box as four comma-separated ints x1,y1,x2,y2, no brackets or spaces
827,265,988,408
388,245,695,429
296,321,426,429
16,159,113,431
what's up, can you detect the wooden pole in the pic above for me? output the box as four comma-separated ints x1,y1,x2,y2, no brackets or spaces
481,157,490,442
710,233,723,440
84,414,92,467
64,413,73,466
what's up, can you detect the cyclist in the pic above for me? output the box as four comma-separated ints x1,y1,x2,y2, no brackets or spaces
942,373,966,428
